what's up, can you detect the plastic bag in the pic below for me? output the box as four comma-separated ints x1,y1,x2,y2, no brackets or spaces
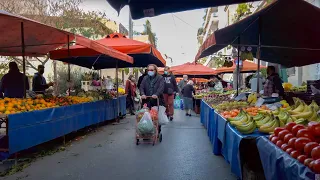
174,97,181,109
137,112,154,134
180,99,184,110
158,106,169,125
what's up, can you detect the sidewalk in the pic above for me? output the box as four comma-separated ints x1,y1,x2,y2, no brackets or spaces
2,110,236,180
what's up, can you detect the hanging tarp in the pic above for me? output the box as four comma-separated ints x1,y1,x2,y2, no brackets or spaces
215,60,266,74
196,0,320,67
106,0,260,20
0,10,75,56
50,33,165,68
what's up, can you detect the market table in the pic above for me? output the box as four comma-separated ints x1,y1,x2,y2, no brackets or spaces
200,99,266,179
257,136,315,180
1,96,126,155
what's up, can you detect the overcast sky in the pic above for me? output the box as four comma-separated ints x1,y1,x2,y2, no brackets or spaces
80,0,205,66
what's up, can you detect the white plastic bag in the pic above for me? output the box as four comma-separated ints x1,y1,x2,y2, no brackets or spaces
158,106,169,125
137,112,154,134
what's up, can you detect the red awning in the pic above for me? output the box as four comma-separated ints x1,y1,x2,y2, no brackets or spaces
50,33,166,67
215,60,266,74
169,62,217,75
0,10,75,56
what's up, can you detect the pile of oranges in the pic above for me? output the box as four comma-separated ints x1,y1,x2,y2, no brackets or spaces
0,96,92,115
220,105,269,118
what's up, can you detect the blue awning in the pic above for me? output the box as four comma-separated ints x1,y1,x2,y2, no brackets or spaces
196,0,320,68
107,0,260,20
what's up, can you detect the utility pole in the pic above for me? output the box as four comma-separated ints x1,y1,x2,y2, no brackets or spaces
129,11,134,75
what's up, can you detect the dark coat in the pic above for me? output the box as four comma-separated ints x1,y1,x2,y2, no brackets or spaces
140,74,164,106
162,74,178,95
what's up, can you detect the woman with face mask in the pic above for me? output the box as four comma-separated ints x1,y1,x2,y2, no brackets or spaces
162,66,178,121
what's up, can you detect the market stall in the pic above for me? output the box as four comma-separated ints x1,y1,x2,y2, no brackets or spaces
0,12,132,157
215,60,266,74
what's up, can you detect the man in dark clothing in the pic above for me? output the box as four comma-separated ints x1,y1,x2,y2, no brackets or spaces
137,69,147,89
263,66,284,97
162,66,178,120
32,65,53,94
0,62,29,98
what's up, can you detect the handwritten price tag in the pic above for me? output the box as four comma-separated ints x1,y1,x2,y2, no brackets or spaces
255,97,265,107
235,93,246,101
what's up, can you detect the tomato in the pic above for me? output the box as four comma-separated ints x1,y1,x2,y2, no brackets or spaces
304,158,314,167
278,130,290,141
271,136,280,144
296,129,315,141
269,134,275,141
283,133,294,143
281,144,290,151
286,148,294,154
288,137,297,148
310,160,315,171
285,122,297,132
295,137,312,152
290,150,301,159
297,155,307,164
311,146,320,160
312,159,320,173
274,127,286,136
307,122,320,137
276,140,284,148
292,125,306,136
304,142,319,157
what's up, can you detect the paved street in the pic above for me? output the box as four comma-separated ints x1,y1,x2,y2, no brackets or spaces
2,110,236,180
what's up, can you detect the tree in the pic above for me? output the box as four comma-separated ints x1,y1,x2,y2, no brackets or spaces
233,3,254,23
142,20,157,48
0,0,115,71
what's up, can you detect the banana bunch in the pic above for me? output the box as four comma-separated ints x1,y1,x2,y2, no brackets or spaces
258,115,281,134
276,109,294,125
247,93,257,105
227,110,257,134
289,100,320,121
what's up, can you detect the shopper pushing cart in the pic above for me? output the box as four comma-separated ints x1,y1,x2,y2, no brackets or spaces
139,64,165,134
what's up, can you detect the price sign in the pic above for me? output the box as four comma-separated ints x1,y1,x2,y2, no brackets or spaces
234,93,246,101
255,97,265,107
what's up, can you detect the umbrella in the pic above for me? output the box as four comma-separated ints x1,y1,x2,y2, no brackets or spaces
196,0,320,68
215,60,266,74
107,0,260,20
170,62,217,76
50,33,166,68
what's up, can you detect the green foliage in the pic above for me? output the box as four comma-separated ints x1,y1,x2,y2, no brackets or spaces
55,64,84,94
142,20,158,48
197,27,204,36
198,57,207,65
260,68,267,77
0,62,9,80
233,3,254,22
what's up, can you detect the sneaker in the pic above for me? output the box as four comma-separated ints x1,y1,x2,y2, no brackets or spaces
185,113,188,116
188,114,192,117
170,116,173,121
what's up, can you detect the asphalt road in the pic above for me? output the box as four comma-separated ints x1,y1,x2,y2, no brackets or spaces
2,110,236,180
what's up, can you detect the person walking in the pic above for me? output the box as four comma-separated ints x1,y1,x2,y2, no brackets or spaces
162,66,179,121
125,75,137,115
178,75,188,97
140,64,164,133
182,80,195,116
0,62,29,98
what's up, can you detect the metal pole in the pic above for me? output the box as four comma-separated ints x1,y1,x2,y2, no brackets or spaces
129,12,133,39
236,36,240,96
21,22,26,98
67,35,71,96
116,60,120,121
257,17,262,93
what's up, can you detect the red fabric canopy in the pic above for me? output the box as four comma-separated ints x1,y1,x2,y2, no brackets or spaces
0,10,75,56
215,60,266,74
50,33,165,67
168,62,217,75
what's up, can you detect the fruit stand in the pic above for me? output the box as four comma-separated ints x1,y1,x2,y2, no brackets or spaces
0,96,126,155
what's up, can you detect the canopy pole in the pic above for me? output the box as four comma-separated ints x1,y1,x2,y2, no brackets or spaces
257,17,262,93
115,60,120,121
21,22,26,98
67,35,71,96
236,36,240,96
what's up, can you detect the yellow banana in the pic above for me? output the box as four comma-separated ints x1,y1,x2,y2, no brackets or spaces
259,118,280,134
291,107,313,119
236,120,257,134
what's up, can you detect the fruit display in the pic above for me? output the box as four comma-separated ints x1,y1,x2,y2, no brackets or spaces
247,92,257,105
269,122,320,173
283,82,307,92
212,101,249,112
0,96,92,115
221,106,268,118
226,110,256,134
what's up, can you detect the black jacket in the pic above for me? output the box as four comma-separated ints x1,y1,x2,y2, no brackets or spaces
162,74,178,95
137,74,147,89
140,74,164,97
181,84,195,98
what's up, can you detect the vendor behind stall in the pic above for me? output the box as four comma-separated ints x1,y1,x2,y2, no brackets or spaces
263,66,284,97
32,65,54,94
209,76,223,92
0,62,29,98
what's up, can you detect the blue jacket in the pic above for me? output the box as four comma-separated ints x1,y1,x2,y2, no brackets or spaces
32,73,48,94
0,70,29,98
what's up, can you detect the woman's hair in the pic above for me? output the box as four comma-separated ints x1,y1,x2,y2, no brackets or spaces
128,75,134,80
147,64,158,73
